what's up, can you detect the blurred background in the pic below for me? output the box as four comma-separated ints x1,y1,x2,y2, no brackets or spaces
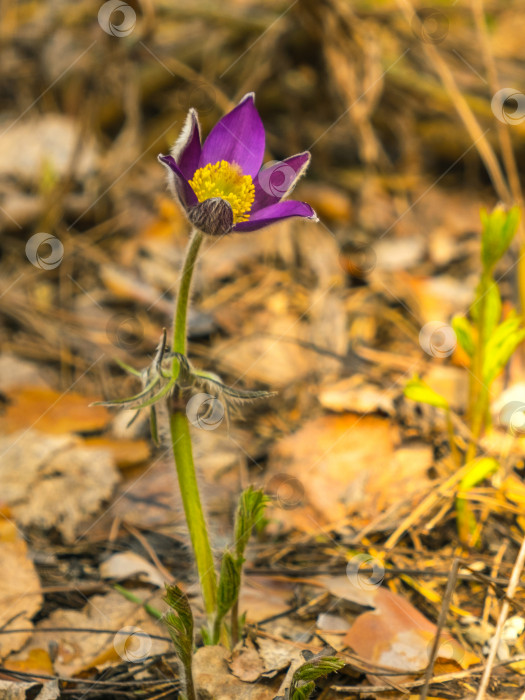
1,0,524,391
2,0,525,695
2,0,525,534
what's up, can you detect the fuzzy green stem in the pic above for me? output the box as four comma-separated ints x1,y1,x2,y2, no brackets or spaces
230,599,239,646
170,228,217,624
173,230,204,360
170,413,217,619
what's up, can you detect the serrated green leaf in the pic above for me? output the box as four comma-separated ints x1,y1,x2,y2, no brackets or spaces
234,486,269,559
480,205,520,270
217,551,241,620
292,657,345,683
291,681,316,700
163,584,194,661
404,375,449,410
163,584,195,695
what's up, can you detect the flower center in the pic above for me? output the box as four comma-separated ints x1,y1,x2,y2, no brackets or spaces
189,160,255,224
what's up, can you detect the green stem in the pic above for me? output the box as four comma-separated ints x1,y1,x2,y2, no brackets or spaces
169,228,217,625
466,270,491,460
113,584,163,619
231,598,239,646
173,230,204,359
170,412,217,620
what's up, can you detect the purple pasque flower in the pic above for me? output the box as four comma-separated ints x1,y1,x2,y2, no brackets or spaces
158,93,317,236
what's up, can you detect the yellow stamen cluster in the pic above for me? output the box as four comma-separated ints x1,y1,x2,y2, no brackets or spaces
189,160,255,224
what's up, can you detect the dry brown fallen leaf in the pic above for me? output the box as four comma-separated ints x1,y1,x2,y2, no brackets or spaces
319,375,396,415
0,354,52,392
266,413,433,531
212,315,320,388
0,386,110,434
83,436,150,470
0,430,120,542
100,551,165,587
229,639,266,683
9,589,170,677
193,645,280,700
0,513,43,659
0,679,59,700
238,575,294,624
341,584,479,684
254,636,304,679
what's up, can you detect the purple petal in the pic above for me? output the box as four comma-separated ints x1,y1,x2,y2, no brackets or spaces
252,152,311,212
199,93,265,177
158,154,198,208
172,108,202,179
233,200,317,233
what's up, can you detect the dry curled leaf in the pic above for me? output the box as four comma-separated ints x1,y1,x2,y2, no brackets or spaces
0,514,43,659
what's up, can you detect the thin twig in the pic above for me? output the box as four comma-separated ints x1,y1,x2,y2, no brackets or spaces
420,557,460,700
475,533,525,699
396,0,511,204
